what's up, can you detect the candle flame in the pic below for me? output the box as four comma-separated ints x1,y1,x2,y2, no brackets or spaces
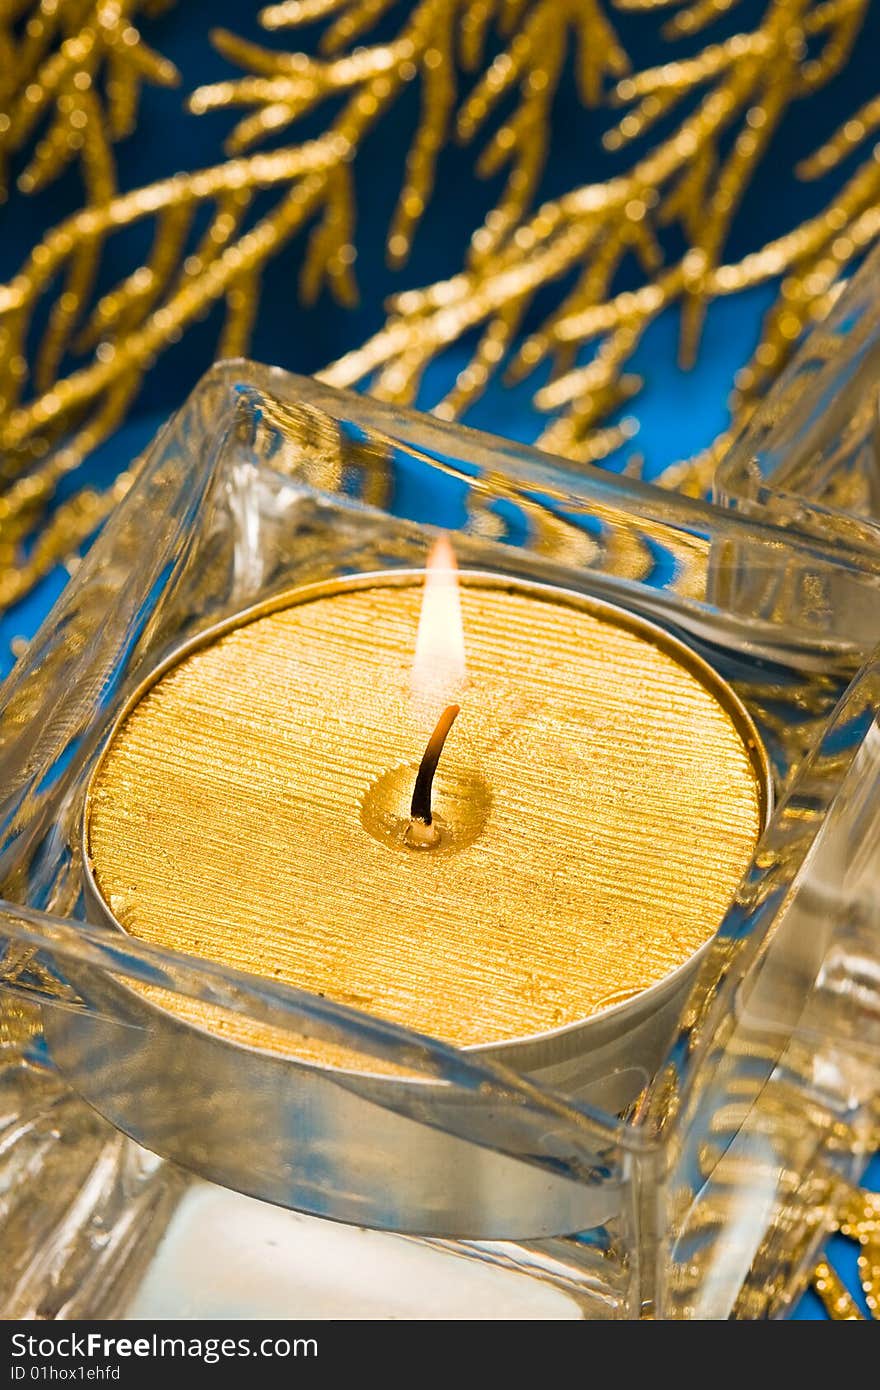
412,534,466,710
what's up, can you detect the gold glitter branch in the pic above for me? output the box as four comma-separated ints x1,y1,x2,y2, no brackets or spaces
0,0,179,204
812,1182,880,1318
323,0,878,489
194,0,627,272
0,0,630,585
0,0,878,582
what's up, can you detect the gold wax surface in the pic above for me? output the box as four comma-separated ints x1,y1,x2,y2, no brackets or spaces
86,578,764,1060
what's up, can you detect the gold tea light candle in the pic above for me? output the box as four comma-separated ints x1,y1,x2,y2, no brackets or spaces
84,539,769,1097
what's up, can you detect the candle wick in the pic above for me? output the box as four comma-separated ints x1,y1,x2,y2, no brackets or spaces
409,704,460,836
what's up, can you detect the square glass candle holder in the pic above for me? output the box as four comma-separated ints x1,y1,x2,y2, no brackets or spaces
2,360,880,1320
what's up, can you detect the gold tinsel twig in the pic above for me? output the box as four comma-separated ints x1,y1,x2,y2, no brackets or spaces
1,0,877,541
320,0,878,486
0,0,179,204
3,0,632,542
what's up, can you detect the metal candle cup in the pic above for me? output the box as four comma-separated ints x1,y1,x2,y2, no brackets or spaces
69,569,770,1238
